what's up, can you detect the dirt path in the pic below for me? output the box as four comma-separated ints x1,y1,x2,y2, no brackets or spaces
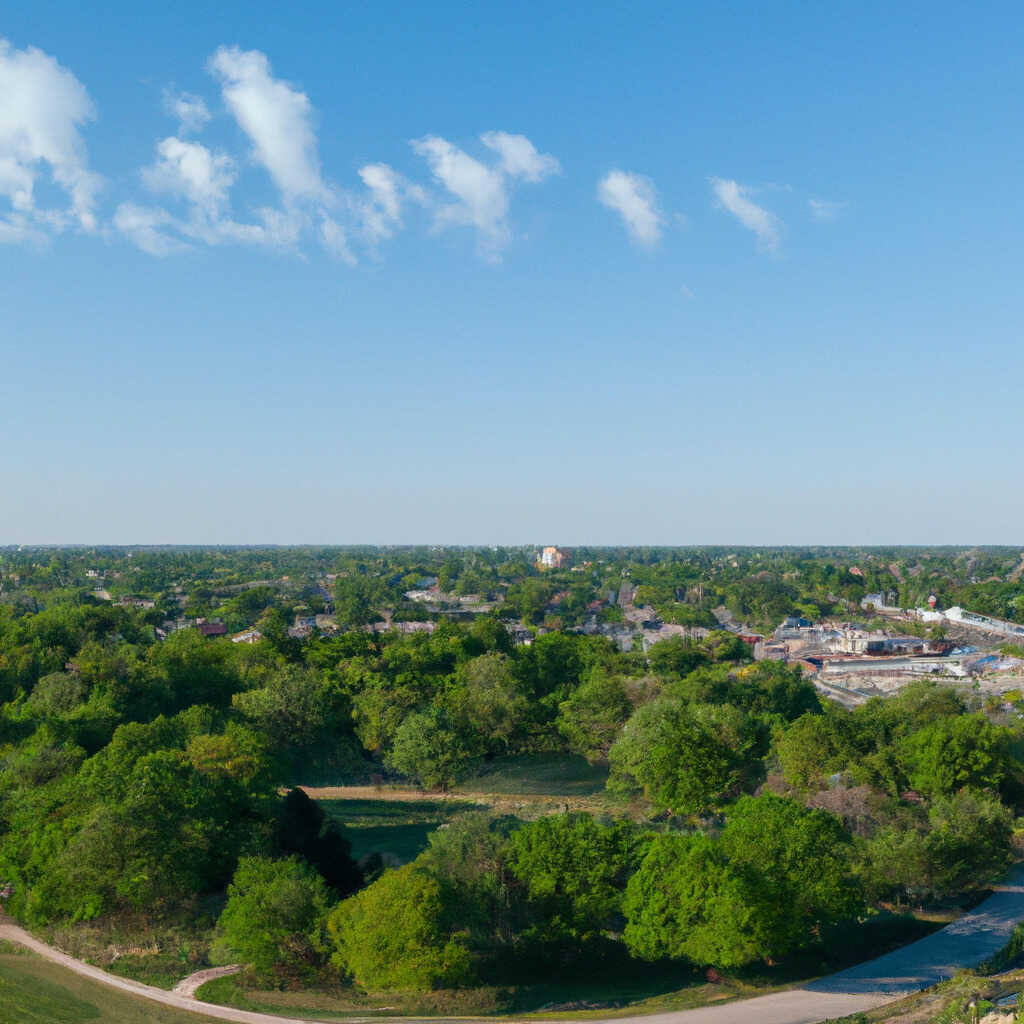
4,867,1024,1024
0,920,307,1023
173,964,243,998
302,784,477,803
301,784,587,818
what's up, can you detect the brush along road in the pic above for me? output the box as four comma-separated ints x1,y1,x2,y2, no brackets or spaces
3,866,1024,1024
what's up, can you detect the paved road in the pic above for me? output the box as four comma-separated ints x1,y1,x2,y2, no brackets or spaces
3,868,1024,1024
805,871,1024,997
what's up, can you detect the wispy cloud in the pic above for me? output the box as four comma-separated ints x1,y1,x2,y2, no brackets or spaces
809,197,846,222
710,177,781,252
354,163,426,248
162,89,210,135
480,131,560,182
208,46,331,204
320,215,355,264
113,202,188,256
596,170,662,246
411,132,559,260
142,137,236,212
0,38,101,240
120,48,353,258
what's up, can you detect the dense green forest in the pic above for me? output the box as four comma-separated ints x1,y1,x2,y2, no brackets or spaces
0,546,1022,998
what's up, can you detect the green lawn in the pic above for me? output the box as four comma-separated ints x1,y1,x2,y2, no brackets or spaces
318,796,484,864
316,755,614,866
454,753,610,796
0,949,224,1024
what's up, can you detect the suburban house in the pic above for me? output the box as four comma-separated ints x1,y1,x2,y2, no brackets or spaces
538,546,568,570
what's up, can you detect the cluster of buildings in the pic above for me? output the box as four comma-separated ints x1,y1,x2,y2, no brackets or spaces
773,617,932,658
758,605,1024,698
938,606,1024,640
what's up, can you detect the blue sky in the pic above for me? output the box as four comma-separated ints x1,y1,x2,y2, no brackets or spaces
1,1,1022,544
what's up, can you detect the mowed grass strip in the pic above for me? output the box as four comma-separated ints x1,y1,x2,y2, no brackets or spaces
315,796,484,863
453,753,610,796
0,951,225,1024
309,754,625,865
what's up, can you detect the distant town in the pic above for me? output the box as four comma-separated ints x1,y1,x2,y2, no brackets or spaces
5,543,1023,708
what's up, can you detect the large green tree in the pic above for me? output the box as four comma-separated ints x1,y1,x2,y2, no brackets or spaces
385,706,480,789
556,670,632,762
901,715,1016,799
609,699,767,815
624,834,760,967
721,794,864,958
507,813,639,942
217,856,332,983
328,864,474,991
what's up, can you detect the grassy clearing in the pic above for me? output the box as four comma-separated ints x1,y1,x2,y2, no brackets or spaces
198,972,515,1017
454,754,610,797
317,796,486,864
309,753,640,867
0,949,224,1024
106,952,202,990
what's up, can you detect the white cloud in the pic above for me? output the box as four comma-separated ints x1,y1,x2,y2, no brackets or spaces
354,162,425,247
162,89,211,135
0,39,101,239
251,206,304,247
0,210,46,245
411,132,558,259
480,131,560,183
115,191,307,254
121,132,308,255
320,215,355,264
360,164,401,220
142,137,235,210
412,136,509,256
596,170,662,246
113,202,188,256
809,197,846,222
208,46,329,204
120,48,353,259
710,177,781,252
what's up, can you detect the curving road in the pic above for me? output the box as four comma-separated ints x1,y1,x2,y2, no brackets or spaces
4,868,1024,1024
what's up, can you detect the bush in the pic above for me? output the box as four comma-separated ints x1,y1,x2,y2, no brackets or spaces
608,699,767,815
328,864,475,991
624,834,759,967
507,813,640,943
216,856,332,984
